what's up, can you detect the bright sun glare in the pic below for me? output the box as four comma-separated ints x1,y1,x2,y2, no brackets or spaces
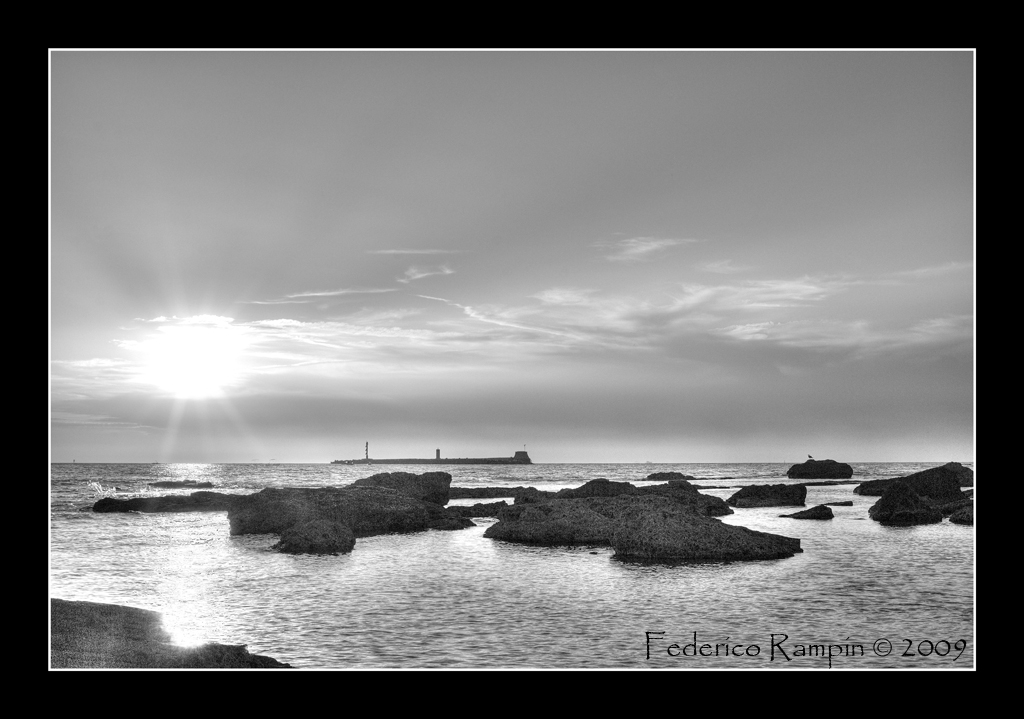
139,322,247,398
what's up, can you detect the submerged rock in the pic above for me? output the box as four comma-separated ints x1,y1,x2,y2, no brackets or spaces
779,505,834,520
948,504,974,525
854,463,972,498
93,491,242,513
50,598,290,668
351,471,452,505
228,486,468,538
726,484,807,508
484,494,800,563
868,483,943,526
273,519,356,555
825,501,853,506
786,459,853,479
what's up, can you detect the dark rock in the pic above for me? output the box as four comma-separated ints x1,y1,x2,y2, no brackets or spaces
485,495,800,563
148,480,215,489
824,501,853,506
868,483,943,526
779,505,834,520
937,497,973,517
50,598,290,668
445,501,509,518
484,500,617,545
726,484,806,508
450,486,524,499
645,471,698,482
786,459,854,479
227,486,466,538
948,505,974,525
855,463,969,501
93,491,242,513
511,487,558,504
611,503,802,563
800,480,860,486
636,480,734,516
273,520,356,555
555,478,639,499
351,471,452,505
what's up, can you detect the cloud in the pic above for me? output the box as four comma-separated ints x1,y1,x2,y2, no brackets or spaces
531,288,597,305
596,237,701,262
397,265,455,283
245,288,398,304
699,259,750,274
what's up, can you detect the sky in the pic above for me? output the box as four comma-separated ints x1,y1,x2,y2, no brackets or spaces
49,51,974,464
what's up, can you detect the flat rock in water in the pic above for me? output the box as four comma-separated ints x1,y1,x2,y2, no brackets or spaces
50,598,290,668
485,495,800,563
779,505,834,520
825,501,853,506
726,484,807,508
93,491,242,513
610,500,802,563
855,462,973,497
350,471,452,505
786,459,854,479
228,486,469,538
645,471,698,482
868,483,943,526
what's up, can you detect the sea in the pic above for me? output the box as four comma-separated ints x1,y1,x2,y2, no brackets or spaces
49,462,975,669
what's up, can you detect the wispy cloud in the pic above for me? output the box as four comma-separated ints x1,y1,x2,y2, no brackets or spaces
531,288,598,305
595,237,701,262
699,259,750,274
397,265,455,283
367,249,461,255
245,288,398,305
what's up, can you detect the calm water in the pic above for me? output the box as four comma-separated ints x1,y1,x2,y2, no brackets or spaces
49,462,975,669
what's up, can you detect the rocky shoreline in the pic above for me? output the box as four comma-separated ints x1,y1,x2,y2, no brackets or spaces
50,599,290,668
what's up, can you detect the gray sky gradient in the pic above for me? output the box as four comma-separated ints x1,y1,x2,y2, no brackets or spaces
50,51,974,463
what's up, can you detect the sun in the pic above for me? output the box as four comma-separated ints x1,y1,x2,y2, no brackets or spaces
137,320,248,398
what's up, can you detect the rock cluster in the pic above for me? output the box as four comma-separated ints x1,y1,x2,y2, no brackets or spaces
786,459,854,479
483,487,800,563
726,484,807,508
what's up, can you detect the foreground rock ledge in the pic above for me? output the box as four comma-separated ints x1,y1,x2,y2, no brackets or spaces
50,599,290,668
484,495,801,562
